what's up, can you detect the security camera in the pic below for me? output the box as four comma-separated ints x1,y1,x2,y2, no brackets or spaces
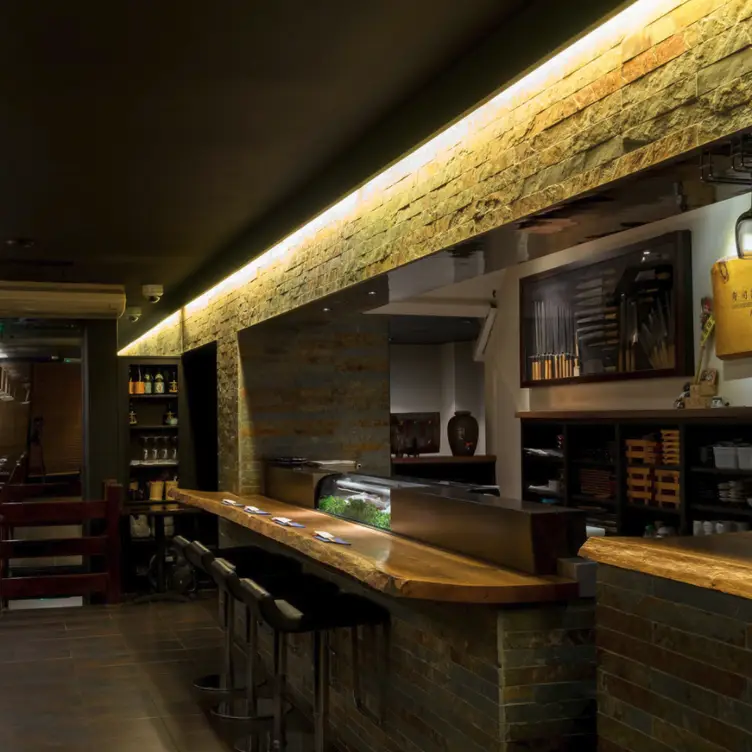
125,306,142,323
142,284,164,304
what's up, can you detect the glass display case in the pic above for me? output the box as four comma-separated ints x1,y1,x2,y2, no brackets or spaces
315,473,425,531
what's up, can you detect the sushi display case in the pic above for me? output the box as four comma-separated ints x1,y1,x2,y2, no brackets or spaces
315,472,424,531
313,471,584,575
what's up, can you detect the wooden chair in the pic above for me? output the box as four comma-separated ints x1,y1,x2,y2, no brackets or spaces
0,484,122,605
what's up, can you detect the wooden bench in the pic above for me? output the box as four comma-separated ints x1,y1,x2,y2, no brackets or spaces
0,484,122,604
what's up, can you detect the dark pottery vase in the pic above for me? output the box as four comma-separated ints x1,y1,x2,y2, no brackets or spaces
447,410,479,456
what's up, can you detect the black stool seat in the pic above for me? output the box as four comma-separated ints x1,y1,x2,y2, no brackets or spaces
181,540,301,701
240,578,387,634
172,535,191,555
236,576,388,752
186,540,294,576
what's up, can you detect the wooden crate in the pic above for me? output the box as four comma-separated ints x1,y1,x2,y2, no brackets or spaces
660,430,680,466
579,468,615,500
625,439,659,465
654,469,680,508
627,466,653,503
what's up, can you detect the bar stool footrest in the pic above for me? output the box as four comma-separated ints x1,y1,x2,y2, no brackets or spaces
193,673,246,693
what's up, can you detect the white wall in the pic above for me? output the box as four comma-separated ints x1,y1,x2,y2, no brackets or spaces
485,193,752,497
453,341,486,454
390,342,486,455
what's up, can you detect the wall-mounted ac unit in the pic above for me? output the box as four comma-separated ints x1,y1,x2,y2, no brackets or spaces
0,282,126,319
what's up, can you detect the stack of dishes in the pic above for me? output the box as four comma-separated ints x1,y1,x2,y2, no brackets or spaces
717,480,750,506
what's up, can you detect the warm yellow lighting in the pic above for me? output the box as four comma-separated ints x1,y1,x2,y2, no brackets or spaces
117,310,182,356
122,0,674,351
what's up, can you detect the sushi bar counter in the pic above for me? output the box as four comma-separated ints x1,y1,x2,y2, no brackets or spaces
168,487,581,603
169,483,600,751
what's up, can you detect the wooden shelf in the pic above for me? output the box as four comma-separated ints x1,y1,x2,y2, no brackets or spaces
691,466,752,475
518,408,752,422
691,503,752,518
129,425,178,430
522,409,752,540
626,503,680,516
571,494,615,506
129,460,179,468
129,393,178,400
391,455,496,465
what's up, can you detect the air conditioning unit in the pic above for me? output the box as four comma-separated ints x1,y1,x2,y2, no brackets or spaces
0,282,126,319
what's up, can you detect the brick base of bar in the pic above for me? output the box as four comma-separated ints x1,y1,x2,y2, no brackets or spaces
221,519,596,752
595,564,752,751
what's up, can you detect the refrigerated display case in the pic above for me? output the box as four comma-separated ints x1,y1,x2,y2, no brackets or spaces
315,473,425,530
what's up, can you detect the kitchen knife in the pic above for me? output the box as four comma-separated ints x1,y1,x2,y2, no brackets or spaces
577,323,618,336
574,288,612,301
575,306,617,319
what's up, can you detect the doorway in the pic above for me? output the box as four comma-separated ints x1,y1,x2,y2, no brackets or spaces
181,341,218,491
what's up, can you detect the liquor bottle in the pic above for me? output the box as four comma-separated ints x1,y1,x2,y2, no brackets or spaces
134,367,145,395
144,369,153,395
154,368,165,394
128,403,137,425
168,369,178,394
128,368,134,395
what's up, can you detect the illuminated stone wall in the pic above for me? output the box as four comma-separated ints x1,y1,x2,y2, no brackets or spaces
122,0,752,490
237,316,390,494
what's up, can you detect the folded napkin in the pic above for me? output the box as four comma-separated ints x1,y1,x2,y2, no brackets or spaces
221,499,242,507
271,516,305,528
243,505,269,515
313,533,351,546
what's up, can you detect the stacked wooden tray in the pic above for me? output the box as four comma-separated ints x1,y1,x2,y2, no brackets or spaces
625,439,659,465
627,467,653,504
661,429,680,466
654,469,680,508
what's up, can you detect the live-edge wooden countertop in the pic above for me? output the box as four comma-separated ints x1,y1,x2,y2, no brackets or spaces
170,488,579,604
581,533,752,601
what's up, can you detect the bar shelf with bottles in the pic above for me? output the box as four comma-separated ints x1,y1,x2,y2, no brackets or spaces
122,359,182,507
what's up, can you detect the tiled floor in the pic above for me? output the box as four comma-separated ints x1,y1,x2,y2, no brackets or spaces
0,597,252,752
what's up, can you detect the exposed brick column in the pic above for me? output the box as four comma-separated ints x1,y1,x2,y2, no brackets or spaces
217,332,240,493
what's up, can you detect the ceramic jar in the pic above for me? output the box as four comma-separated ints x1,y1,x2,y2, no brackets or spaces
447,410,479,456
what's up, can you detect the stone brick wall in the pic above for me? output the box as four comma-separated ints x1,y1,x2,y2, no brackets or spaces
237,315,390,494
122,0,752,491
596,563,752,751
222,521,596,752
124,0,752,362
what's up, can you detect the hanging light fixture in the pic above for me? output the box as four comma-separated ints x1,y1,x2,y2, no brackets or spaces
735,193,752,259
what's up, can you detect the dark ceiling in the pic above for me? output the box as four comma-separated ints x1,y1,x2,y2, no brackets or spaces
0,0,627,345
0,0,523,292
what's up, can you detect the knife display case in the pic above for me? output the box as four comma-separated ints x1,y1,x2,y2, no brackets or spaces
519,231,693,387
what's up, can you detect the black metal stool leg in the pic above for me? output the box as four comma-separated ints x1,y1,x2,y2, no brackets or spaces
313,631,330,752
212,592,256,721
271,630,288,751
234,607,275,752
194,588,231,692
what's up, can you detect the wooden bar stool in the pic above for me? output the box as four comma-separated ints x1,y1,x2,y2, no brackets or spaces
237,576,389,752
